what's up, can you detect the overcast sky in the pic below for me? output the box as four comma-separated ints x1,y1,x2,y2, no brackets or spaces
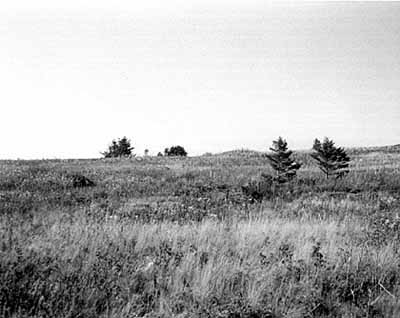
1,1,399,158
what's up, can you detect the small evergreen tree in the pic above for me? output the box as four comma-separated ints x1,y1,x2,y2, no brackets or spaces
102,136,134,158
311,137,350,179
164,145,187,157
266,137,301,183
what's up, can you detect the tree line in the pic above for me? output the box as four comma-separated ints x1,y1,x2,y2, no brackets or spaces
101,137,188,158
101,136,351,180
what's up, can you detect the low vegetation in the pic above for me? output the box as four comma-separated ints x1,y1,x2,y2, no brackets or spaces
1,145,400,317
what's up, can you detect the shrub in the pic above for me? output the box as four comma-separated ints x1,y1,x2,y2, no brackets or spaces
102,137,134,158
164,146,187,157
311,137,350,179
241,174,274,202
70,174,95,188
266,137,301,183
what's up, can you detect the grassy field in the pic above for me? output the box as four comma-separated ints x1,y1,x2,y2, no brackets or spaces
2,148,400,317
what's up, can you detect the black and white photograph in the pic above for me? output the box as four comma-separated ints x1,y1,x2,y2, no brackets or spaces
1,1,400,317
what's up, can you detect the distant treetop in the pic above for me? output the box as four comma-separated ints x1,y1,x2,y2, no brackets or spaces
164,146,187,157
102,137,134,158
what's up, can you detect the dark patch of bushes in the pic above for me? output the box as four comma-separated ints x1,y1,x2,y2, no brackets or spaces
70,174,95,188
164,146,187,157
241,174,275,203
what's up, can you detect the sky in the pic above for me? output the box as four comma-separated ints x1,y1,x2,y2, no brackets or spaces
1,1,400,158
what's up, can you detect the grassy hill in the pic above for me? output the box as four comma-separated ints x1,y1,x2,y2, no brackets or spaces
347,144,400,155
1,149,400,317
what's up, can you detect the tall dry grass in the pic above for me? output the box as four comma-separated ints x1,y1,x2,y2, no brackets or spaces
1,209,400,317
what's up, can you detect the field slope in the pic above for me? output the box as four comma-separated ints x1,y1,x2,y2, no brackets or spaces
1,149,400,317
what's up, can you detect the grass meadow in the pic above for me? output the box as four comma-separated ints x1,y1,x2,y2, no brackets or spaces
2,148,400,317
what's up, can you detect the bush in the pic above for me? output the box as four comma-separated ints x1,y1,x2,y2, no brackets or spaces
241,174,275,202
70,174,95,188
164,146,187,157
102,137,134,158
